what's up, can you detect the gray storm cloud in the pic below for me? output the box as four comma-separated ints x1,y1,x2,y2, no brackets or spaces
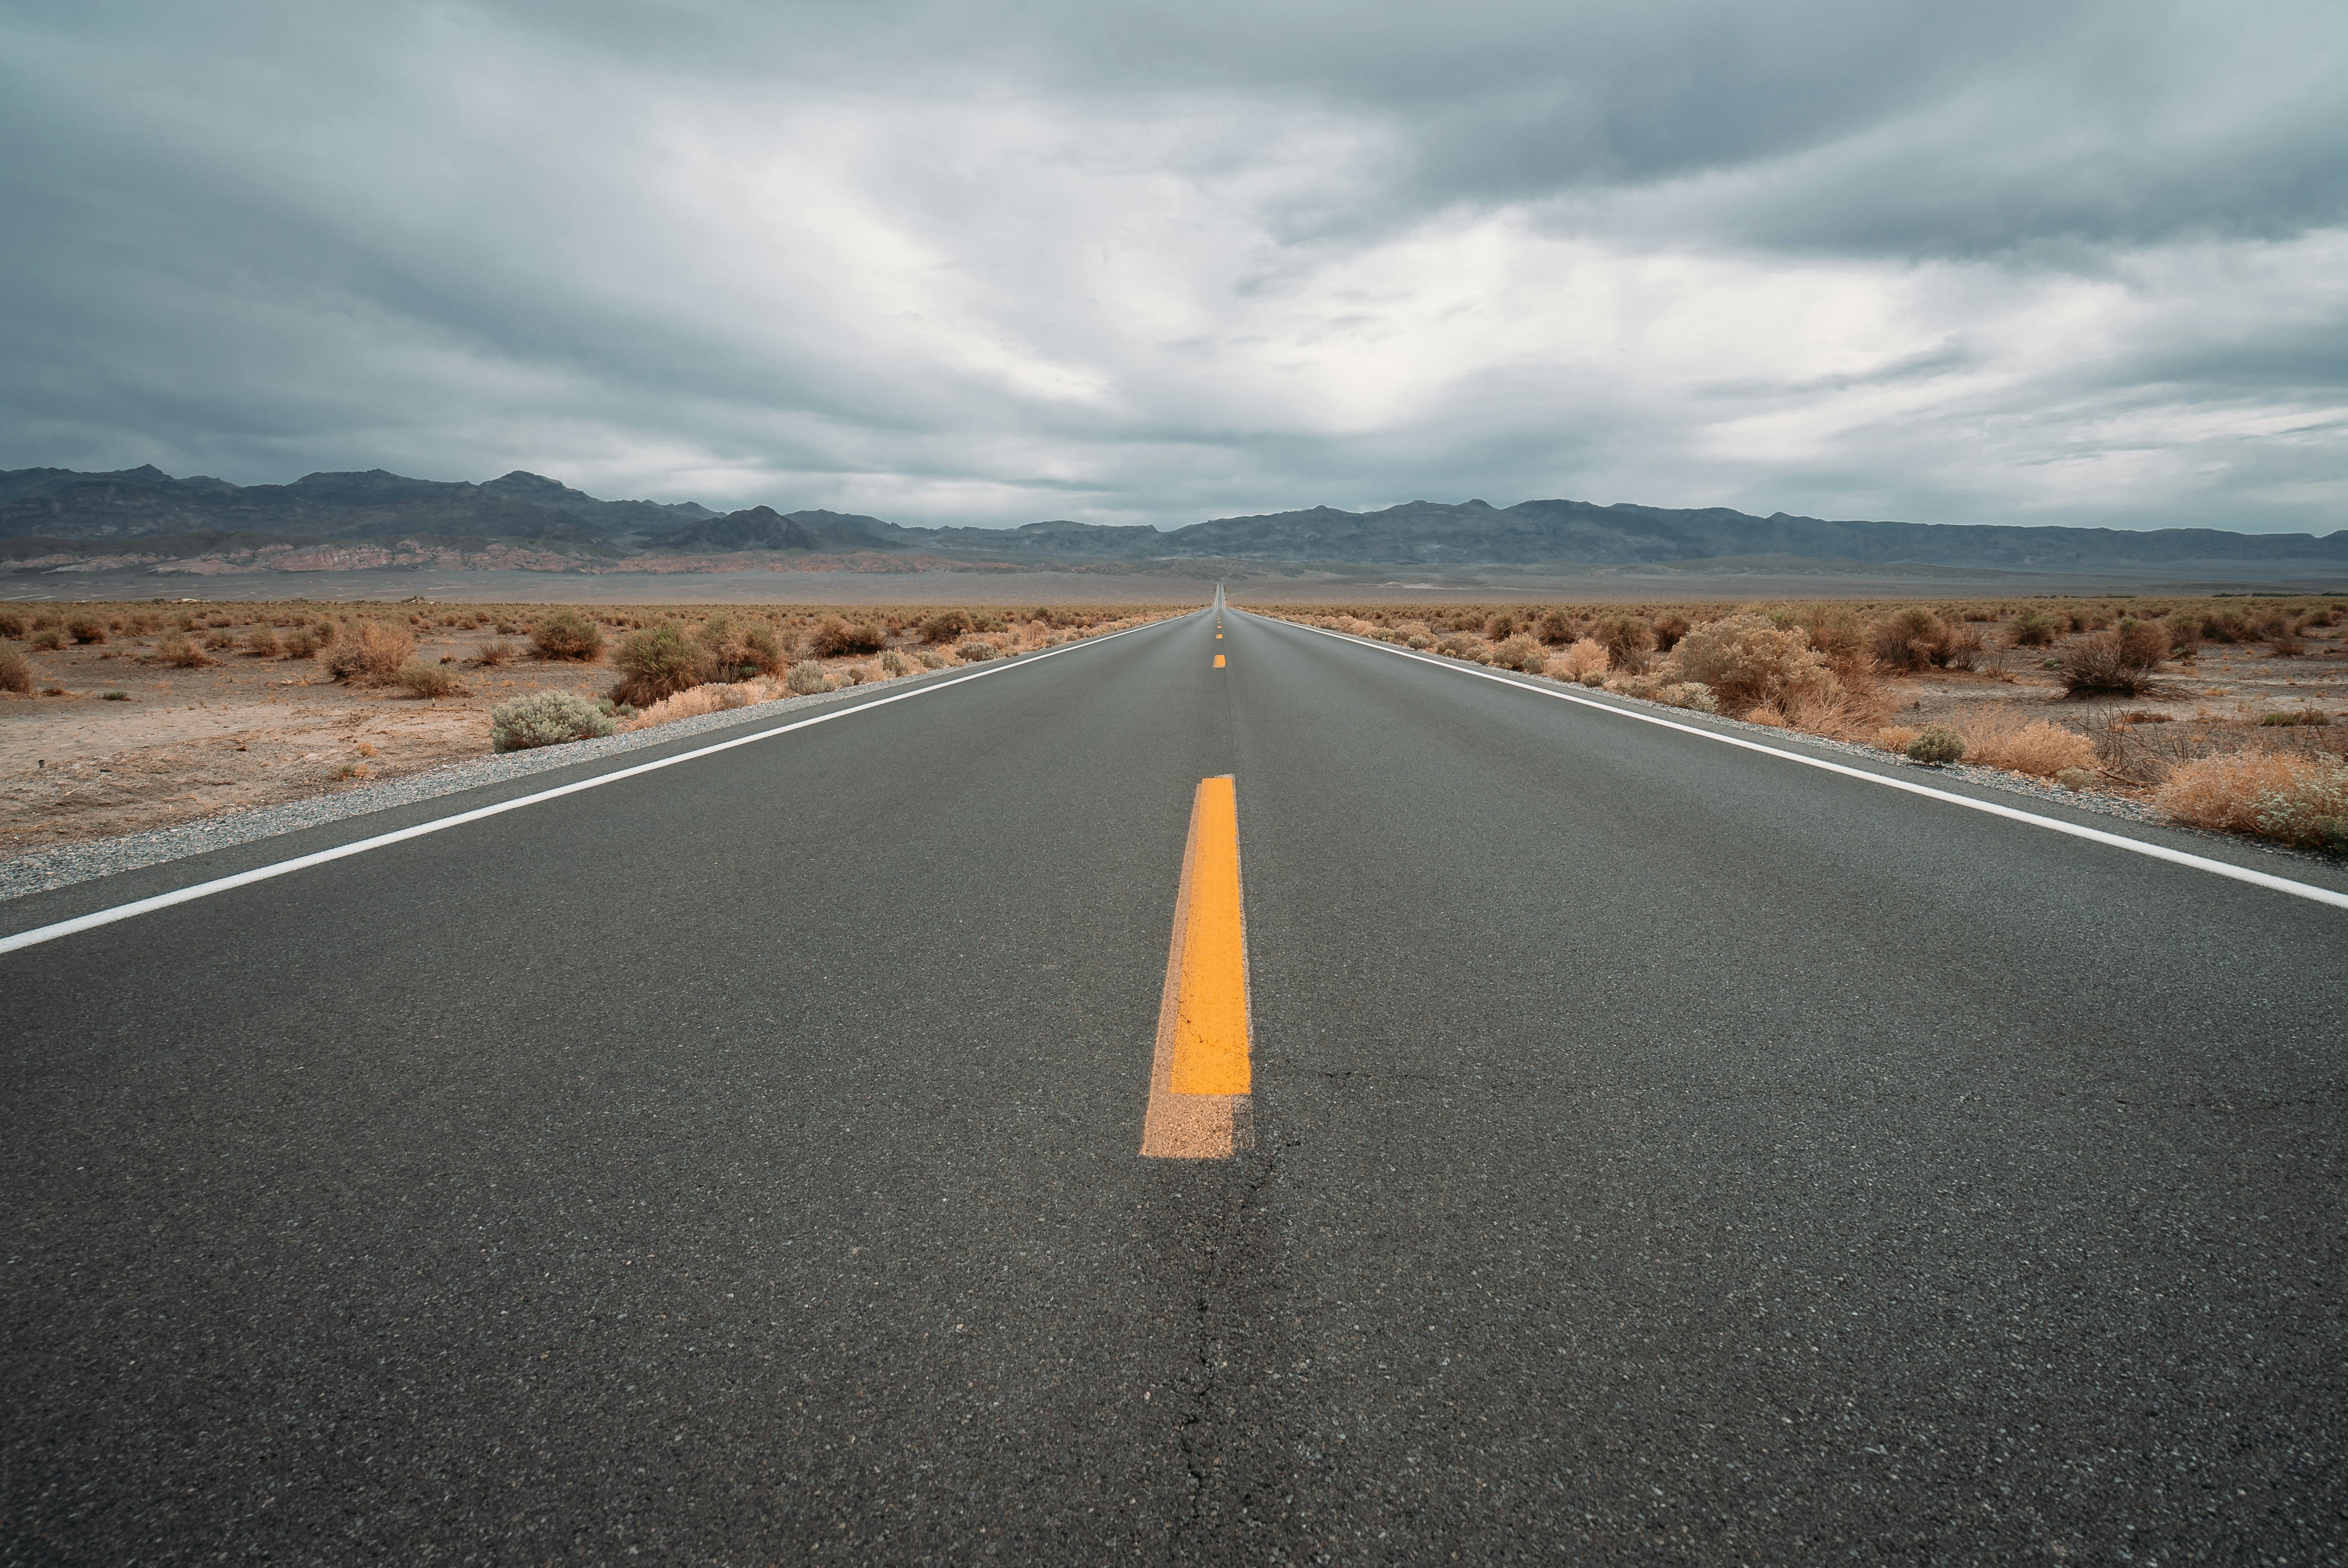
3,0,2343,532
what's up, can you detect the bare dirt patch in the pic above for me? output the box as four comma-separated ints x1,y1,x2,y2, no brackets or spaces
1,599,1176,855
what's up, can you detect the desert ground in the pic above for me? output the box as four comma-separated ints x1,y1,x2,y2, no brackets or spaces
3,593,2342,862
0,601,1175,855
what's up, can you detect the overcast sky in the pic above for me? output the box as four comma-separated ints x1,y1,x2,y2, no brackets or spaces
5,1,2345,533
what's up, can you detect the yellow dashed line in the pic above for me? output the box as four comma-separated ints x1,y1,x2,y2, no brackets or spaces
1139,775,1253,1159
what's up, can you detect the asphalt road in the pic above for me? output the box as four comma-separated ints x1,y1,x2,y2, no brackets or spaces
6,606,2344,1564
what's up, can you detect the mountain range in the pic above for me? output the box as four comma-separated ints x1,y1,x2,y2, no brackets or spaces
3,464,2343,574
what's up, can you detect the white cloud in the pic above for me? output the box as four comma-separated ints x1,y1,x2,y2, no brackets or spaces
3,0,2344,533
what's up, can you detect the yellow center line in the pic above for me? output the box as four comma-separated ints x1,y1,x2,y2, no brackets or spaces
1139,774,1254,1159
1214,653,1226,667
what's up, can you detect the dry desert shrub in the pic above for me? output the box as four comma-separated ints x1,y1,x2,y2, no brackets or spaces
396,661,465,698
2155,752,2348,850
629,678,780,727
1873,724,1924,753
2009,611,2061,648
919,609,972,644
698,615,785,680
810,615,887,657
1948,706,2097,777
1869,607,1950,671
1907,725,1966,764
786,660,834,694
325,621,415,684
2059,619,2170,696
531,610,605,661
0,611,24,639
66,614,106,644
1603,674,1719,712
490,690,617,752
473,638,516,666
880,648,913,675
1593,615,1656,673
1490,633,1546,672
609,621,705,706
1667,614,1831,715
155,631,212,667
1434,631,1491,662
954,639,999,662
1794,604,1870,677
1775,680,1884,740
244,626,281,657
0,640,30,693
1548,638,1610,681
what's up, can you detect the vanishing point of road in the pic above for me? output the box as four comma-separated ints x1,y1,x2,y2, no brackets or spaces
6,599,2344,1563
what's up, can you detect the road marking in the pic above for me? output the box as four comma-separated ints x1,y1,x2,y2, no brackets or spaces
0,613,1195,956
1141,775,1254,1159
1278,616,2348,912
1214,653,1226,667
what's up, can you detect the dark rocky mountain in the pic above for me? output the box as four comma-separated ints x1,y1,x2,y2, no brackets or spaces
0,465,713,543
649,506,822,553
1109,498,2348,568
3,465,2340,572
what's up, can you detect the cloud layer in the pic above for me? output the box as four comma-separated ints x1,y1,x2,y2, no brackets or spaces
5,0,2345,532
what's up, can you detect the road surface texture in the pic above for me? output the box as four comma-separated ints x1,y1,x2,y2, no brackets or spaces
6,605,2344,1564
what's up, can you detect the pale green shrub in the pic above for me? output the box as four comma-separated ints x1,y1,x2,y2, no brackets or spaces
1907,725,1965,764
490,690,616,752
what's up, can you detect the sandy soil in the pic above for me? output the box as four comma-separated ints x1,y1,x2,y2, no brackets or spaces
0,626,619,856
1893,633,2344,721
1,605,1182,857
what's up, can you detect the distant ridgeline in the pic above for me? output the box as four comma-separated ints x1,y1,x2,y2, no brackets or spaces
2,465,2343,572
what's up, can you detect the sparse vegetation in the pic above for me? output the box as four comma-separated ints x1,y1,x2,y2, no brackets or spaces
244,625,282,658
1667,614,1836,716
1592,614,1656,673
2155,754,2348,852
955,639,1000,662
609,621,706,706
1944,707,2097,777
0,641,31,693
531,610,605,661
2058,619,2170,696
490,690,618,752
325,621,415,684
155,631,212,667
1548,638,1609,682
786,660,834,695
810,615,887,657
1907,725,1966,764
697,615,786,681
919,609,973,644
396,660,466,698
1489,634,1546,672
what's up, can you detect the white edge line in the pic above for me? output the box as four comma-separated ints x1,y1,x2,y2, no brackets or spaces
1260,611,2348,912
0,612,1197,955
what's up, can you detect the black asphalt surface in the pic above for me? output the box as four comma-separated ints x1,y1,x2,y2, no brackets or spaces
6,607,2345,1565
